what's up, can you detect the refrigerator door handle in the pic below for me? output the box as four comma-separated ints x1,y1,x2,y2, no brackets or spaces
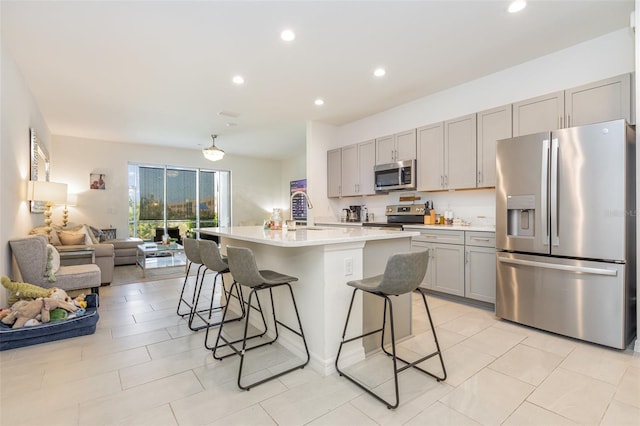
541,139,550,246
497,257,618,276
550,138,560,247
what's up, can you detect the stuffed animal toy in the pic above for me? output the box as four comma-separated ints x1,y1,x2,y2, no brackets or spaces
1,276,50,305
40,298,77,323
73,294,87,309
1,297,78,329
48,287,72,303
1,299,47,329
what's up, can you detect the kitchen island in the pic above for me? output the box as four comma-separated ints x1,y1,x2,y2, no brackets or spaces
197,225,420,375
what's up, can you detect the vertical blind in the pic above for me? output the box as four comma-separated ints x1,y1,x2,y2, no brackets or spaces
139,167,164,220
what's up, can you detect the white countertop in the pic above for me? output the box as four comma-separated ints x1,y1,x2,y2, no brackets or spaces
314,221,495,233
197,226,419,247
403,224,495,232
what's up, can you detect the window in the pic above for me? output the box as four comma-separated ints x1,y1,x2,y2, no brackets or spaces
128,163,231,241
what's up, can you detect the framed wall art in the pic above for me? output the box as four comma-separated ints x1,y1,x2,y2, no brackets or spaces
90,173,106,190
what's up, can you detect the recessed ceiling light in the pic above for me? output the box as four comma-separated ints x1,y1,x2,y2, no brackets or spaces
508,0,526,13
232,75,245,85
314,98,324,106
281,29,295,42
374,68,386,77
226,122,237,127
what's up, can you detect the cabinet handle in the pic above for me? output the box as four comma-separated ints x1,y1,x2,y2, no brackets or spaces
567,114,571,128
471,237,491,242
478,170,482,185
445,175,449,187
440,175,444,187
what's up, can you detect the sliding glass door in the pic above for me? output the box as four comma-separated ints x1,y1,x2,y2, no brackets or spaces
128,163,230,241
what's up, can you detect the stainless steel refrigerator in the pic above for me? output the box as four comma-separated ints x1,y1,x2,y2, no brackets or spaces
495,119,636,349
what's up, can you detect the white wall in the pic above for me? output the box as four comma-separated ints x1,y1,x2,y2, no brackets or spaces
305,121,338,224
0,42,53,308
315,28,635,224
51,135,285,236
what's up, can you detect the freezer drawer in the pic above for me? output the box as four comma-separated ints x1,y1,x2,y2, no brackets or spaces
496,252,634,349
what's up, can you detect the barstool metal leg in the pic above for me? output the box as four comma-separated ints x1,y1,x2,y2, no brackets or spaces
335,288,446,409
176,262,205,317
212,282,310,390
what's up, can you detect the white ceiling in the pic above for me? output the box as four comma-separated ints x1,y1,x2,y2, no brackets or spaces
1,0,634,160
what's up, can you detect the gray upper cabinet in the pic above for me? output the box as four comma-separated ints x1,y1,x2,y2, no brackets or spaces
327,148,342,198
513,73,633,137
512,91,564,137
340,144,358,197
566,73,633,127
417,122,444,191
375,129,416,164
477,105,512,188
341,140,375,197
417,115,477,191
445,114,477,190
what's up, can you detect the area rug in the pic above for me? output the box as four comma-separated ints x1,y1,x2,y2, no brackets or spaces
110,265,194,286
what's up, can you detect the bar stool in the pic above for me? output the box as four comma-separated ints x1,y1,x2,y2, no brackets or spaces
193,240,245,342
212,246,310,390
335,250,446,409
176,238,207,318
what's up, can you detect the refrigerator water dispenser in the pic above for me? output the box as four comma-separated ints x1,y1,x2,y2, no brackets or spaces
506,195,535,237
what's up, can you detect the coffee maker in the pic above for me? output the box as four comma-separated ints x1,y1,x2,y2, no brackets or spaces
348,205,362,222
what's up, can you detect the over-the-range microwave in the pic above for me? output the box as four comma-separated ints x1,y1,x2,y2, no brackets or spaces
374,159,416,193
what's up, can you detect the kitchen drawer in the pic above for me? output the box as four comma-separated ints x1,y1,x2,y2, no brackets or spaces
412,229,464,245
465,231,495,248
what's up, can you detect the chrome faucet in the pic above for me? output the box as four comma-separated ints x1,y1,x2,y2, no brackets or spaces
290,191,314,221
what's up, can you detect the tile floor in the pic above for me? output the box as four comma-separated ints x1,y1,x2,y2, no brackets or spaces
1,272,639,426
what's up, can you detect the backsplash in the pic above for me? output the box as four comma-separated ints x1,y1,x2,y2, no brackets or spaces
328,188,496,226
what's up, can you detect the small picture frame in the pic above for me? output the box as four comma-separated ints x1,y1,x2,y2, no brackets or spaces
90,173,106,190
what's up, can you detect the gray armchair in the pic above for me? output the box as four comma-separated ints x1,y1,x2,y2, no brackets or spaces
9,235,101,293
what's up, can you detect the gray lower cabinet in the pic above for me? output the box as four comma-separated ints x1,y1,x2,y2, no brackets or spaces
412,229,496,303
411,229,465,297
465,231,496,303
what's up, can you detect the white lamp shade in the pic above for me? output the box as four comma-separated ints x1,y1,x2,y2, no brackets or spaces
27,181,68,203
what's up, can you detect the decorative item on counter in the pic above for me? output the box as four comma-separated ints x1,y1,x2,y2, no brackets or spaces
436,214,442,224
445,210,454,225
271,208,283,230
362,206,368,222
453,218,462,226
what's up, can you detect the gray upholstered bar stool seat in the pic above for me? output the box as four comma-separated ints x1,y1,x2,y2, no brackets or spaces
335,250,446,409
176,238,208,319
194,239,245,343
212,246,310,390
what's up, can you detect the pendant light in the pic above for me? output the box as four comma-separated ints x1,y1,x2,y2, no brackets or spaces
202,134,225,161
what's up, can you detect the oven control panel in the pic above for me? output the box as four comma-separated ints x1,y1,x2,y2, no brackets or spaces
385,204,426,216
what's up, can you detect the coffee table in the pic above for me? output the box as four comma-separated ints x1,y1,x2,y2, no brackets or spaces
136,242,186,277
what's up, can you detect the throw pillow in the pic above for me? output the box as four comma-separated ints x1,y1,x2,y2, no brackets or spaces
29,226,61,246
44,244,60,282
58,231,86,245
47,244,61,274
87,225,102,244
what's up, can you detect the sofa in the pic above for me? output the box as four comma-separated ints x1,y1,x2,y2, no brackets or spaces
30,224,114,285
105,237,143,266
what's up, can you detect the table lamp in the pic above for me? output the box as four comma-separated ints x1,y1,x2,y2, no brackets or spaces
62,193,78,227
27,180,68,242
